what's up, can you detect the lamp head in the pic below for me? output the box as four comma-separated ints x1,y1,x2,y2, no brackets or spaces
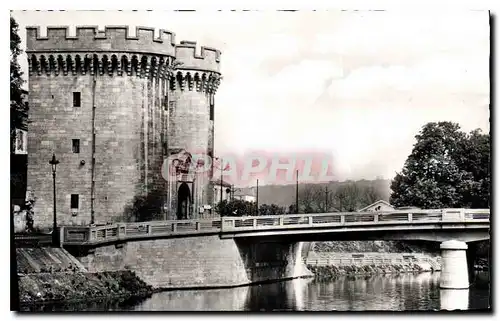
49,153,60,172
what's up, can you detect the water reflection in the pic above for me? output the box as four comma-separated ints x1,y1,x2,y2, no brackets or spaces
120,272,489,311
131,286,249,311
28,271,490,311
440,289,469,311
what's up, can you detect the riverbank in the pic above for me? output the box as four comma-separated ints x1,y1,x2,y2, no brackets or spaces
17,270,154,308
307,263,428,280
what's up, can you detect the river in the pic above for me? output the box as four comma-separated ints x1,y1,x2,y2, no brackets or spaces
26,271,490,312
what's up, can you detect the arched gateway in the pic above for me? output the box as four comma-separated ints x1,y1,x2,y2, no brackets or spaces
177,182,191,220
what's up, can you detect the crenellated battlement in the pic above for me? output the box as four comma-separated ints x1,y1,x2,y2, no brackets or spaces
27,52,175,80
26,26,222,89
175,40,221,74
26,25,176,57
169,70,221,94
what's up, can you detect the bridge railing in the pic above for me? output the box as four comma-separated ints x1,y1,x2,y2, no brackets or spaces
60,208,489,245
61,218,223,245
221,208,490,232
305,252,442,268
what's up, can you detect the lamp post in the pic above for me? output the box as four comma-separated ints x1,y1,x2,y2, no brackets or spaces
49,153,59,247
296,169,299,214
220,157,223,206
256,179,259,215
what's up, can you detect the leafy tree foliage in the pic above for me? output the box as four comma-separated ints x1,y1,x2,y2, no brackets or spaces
292,182,385,213
215,199,257,217
390,122,490,209
258,203,285,216
11,16,27,153
215,199,287,217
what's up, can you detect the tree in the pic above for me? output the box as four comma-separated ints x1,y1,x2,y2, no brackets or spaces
297,184,320,213
259,204,285,216
215,199,256,217
334,183,363,211
11,16,27,154
390,122,490,209
363,185,383,205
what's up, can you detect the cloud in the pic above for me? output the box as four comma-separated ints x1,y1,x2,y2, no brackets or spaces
327,52,489,101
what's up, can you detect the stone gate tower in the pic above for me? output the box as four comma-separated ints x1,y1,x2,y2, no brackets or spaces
167,41,221,220
25,26,221,227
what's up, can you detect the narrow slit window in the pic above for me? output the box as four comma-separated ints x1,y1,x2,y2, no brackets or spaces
209,95,214,121
73,92,81,107
71,194,79,209
72,139,80,153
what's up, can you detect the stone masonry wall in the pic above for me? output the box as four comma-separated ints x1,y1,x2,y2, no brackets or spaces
27,72,168,227
72,236,312,289
93,75,145,223
167,89,212,219
27,74,94,226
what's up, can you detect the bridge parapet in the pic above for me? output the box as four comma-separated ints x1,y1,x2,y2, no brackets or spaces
56,208,490,247
61,219,222,246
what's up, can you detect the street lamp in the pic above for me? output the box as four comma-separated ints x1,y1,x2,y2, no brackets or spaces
49,153,59,246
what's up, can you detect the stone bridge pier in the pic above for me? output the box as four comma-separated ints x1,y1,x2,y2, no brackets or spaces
440,240,486,290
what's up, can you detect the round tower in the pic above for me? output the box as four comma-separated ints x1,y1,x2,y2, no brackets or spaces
167,41,222,219
26,26,176,227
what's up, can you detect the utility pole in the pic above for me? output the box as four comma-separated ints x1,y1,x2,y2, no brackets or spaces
220,158,223,206
325,185,329,212
256,179,259,215
296,169,299,214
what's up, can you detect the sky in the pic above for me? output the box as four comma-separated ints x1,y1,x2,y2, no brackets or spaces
11,10,490,184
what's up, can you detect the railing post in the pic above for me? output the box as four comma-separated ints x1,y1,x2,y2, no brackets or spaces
408,213,413,222
103,228,107,239
308,216,312,225
59,226,65,246
172,222,177,232
196,221,201,231
279,217,284,226
147,224,152,235
253,218,257,227
117,223,125,239
340,215,345,224
374,214,379,223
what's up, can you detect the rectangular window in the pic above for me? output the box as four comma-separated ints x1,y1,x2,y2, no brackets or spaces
209,96,214,121
73,92,81,107
71,194,79,209
72,139,80,153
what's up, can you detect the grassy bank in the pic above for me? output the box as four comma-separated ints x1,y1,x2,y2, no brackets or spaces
18,270,154,309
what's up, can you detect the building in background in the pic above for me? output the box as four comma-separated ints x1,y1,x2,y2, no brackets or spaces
358,200,395,212
212,178,232,206
233,189,256,203
11,90,29,207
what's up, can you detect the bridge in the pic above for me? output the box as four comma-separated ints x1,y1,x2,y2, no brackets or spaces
41,208,489,291
60,208,490,246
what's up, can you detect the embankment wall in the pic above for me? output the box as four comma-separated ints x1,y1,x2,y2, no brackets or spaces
68,235,313,289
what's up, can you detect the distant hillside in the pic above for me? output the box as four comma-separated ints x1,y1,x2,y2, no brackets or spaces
237,179,392,209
